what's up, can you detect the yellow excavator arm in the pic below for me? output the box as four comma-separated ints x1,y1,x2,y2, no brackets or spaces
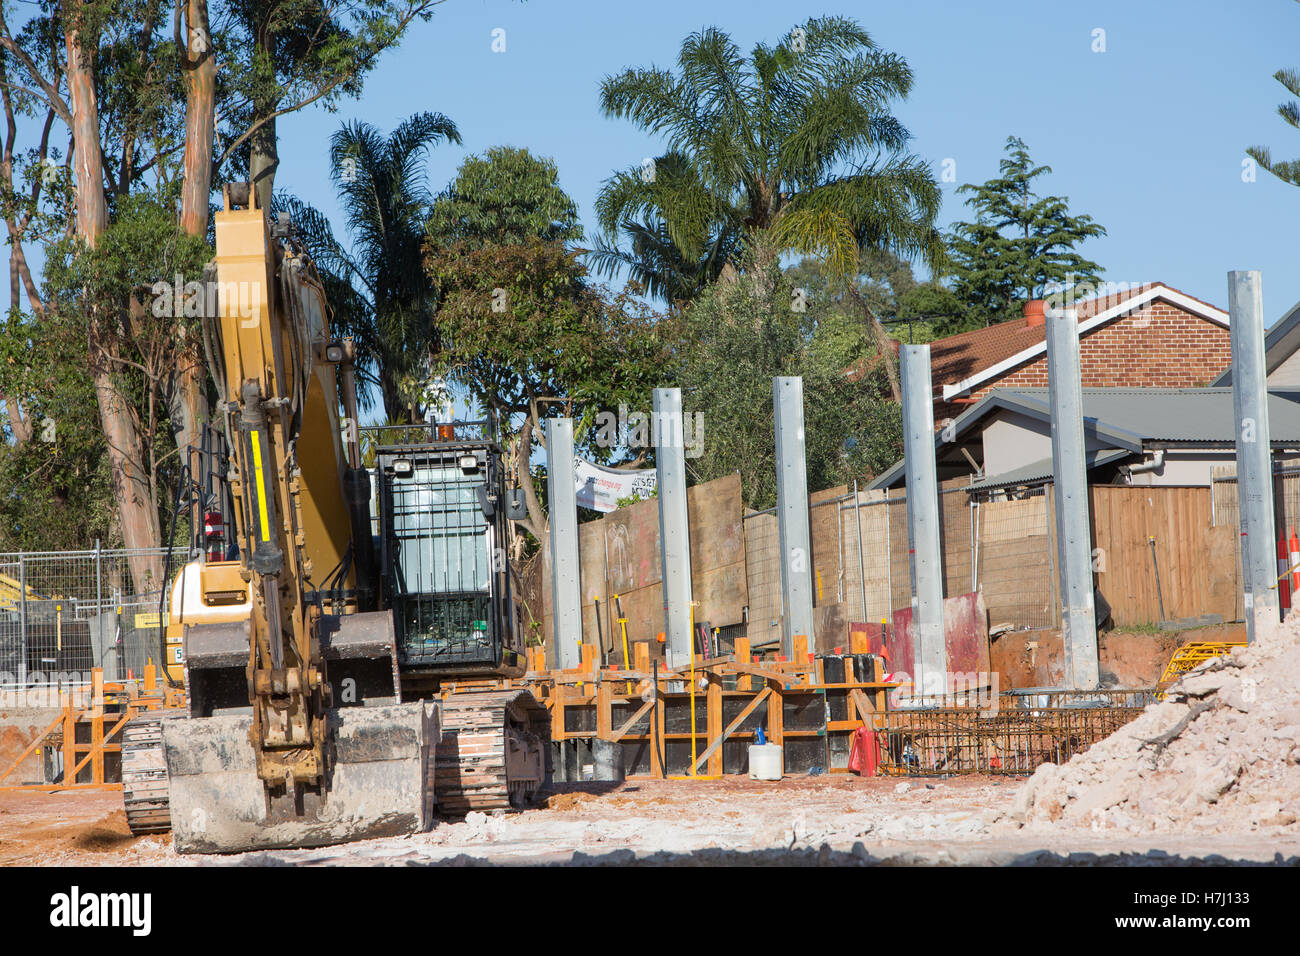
138,184,435,854
209,182,353,791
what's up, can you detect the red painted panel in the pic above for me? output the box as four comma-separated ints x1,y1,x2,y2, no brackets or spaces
877,590,990,685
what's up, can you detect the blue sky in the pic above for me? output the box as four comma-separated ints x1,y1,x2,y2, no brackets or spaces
271,0,1300,325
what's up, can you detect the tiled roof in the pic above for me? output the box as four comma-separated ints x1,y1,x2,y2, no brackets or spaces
928,283,1222,394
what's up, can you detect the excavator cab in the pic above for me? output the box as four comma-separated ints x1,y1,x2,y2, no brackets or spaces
370,421,528,679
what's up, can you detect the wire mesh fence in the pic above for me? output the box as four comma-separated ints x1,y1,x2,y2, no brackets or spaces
0,546,195,687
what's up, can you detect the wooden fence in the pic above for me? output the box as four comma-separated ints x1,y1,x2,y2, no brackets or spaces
524,476,1245,663
1089,485,1237,627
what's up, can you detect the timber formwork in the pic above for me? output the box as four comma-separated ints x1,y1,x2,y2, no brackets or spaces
0,665,185,790
519,635,897,779
467,642,1155,782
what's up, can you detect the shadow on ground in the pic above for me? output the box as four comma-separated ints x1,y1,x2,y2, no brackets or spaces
410,846,1300,867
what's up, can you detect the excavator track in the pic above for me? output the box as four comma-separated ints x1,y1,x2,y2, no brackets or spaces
121,709,186,836
434,688,550,814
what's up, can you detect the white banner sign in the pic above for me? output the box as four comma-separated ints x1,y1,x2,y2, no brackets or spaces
574,458,656,513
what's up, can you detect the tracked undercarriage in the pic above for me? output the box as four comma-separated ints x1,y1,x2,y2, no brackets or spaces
434,689,550,813
122,709,185,836
123,691,550,841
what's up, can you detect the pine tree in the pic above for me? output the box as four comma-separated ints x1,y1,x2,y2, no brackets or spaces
1247,68,1300,187
948,136,1106,326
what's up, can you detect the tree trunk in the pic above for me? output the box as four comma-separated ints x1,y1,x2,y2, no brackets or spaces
66,6,164,592
848,283,901,403
249,113,278,213
65,16,107,239
248,26,278,220
179,0,215,235
381,373,405,423
172,0,216,465
4,246,32,443
515,413,547,541
180,0,215,235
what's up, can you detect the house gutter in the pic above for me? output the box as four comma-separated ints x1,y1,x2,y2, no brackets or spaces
1122,449,1165,477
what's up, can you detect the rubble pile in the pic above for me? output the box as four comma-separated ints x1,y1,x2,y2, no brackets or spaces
1011,615,1300,833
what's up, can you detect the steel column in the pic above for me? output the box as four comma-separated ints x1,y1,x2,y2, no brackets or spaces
1229,270,1279,644
773,377,815,658
545,418,583,669
1045,308,1100,689
900,347,946,695
654,388,693,668
17,553,26,685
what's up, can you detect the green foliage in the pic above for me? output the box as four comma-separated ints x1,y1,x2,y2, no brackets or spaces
428,239,667,451
673,256,902,510
0,193,211,550
785,250,958,376
947,136,1106,326
426,146,676,538
593,17,943,302
1247,66,1300,188
427,236,668,534
614,487,657,509
427,147,582,250
0,297,116,550
217,0,448,189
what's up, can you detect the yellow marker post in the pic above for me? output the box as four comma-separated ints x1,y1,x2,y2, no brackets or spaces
669,600,719,780
689,600,697,775
614,593,632,694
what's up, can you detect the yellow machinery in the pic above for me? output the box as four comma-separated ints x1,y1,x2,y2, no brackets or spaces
122,184,547,853
1153,640,1247,700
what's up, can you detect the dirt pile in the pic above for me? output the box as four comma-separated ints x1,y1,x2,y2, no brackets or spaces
1010,614,1300,833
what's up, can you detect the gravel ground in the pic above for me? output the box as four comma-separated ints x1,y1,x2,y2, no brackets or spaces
4,775,1298,866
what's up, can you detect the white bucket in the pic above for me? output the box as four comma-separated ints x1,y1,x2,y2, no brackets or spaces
748,743,783,780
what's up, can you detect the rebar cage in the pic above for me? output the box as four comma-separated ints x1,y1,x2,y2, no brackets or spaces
878,688,1156,776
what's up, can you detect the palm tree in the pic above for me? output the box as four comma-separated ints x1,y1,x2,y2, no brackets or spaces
286,111,460,421
593,17,944,398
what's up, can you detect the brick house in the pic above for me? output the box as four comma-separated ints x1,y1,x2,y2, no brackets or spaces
929,283,1231,426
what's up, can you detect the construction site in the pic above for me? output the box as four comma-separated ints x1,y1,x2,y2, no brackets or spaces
1,256,1298,871
0,10,1294,923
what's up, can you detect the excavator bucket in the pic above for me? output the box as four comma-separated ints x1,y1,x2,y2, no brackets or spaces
162,702,439,854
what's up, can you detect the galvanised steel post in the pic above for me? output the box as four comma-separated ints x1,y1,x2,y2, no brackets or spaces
1229,271,1279,644
773,377,815,659
1045,307,1100,689
545,418,583,669
900,347,947,696
654,388,693,668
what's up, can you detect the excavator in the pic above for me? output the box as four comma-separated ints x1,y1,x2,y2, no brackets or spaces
119,183,549,854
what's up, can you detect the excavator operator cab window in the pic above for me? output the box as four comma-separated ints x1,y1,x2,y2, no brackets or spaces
379,449,500,667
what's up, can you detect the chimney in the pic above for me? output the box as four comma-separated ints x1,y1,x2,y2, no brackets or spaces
1024,298,1046,328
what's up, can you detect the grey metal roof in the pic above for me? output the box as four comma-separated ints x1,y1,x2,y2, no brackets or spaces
1212,299,1300,386
1006,387,1300,443
869,386,1300,490
963,448,1132,491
